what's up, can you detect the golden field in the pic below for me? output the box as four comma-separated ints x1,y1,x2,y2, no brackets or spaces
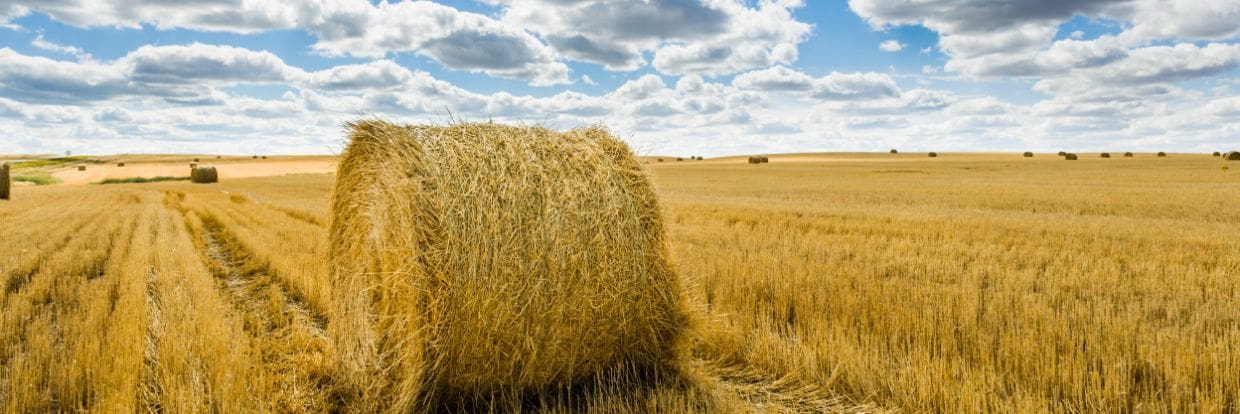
0,152,1237,413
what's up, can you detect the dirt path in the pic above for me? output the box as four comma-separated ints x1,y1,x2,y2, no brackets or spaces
198,221,337,413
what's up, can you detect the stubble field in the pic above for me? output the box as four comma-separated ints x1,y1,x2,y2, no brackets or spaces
0,152,1236,412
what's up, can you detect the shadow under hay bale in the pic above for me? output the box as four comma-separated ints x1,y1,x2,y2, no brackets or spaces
1023,152,1033,157
1225,151,1240,161
190,166,218,183
1064,153,1078,160
330,120,688,412
1124,152,1134,157
1101,153,1111,158
1,162,9,200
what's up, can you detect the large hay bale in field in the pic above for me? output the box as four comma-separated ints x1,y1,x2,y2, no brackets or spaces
1065,153,1078,160
928,152,938,157
1,162,10,200
1023,152,1034,157
1226,151,1240,161
1124,152,1134,157
190,166,218,183
330,120,687,411
1157,152,1167,157
1101,153,1111,158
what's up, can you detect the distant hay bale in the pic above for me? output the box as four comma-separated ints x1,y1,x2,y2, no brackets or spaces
1226,151,1240,161
1213,152,1222,157
1023,152,1033,157
657,158,664,162
117,162,125,167
676,157,684,161
1065,153,1078,160
1124,152,1134,157
189,162,198,169
748,157,760,164
262,155,268,159
193,158,200,163
928,152,938,157
1,162,10,200
761,156,769,163
190,166,218,184
1058,151,1067,156
330,120,687,410
1101,153,1111,158
1157,152,1167,157
252,155,259,159
890,149,898,154
77,165,86,171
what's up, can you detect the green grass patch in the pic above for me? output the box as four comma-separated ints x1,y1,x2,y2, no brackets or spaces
98,176,191,185
13,174,63,185
12,156,90,169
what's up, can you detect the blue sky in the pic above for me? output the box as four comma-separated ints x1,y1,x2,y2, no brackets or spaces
0,0,1237,155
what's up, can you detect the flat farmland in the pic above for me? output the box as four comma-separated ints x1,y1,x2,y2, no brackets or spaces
1,153,1236,412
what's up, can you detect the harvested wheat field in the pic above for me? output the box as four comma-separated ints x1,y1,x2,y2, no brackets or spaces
0,143,1237,413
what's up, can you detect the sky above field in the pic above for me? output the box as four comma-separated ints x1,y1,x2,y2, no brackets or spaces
0,1,1238,156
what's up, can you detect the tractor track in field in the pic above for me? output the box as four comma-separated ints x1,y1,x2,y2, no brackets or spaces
198,220,338,413
697,361,883,414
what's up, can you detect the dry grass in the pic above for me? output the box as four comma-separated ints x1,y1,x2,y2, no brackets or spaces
330,121,689,412
1,151,1236,413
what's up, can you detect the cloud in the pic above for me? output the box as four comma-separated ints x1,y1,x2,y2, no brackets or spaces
732,66,902,101
732,66,816,91
1,0,572,85
810,72,901,100
497,0,812,76
879,40,904,52
31,34,91,61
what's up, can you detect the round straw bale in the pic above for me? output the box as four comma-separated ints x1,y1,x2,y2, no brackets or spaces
1124,152,1134,157
748,156,760,164
1065,153,1078,160
761,156,770,163
1023,152,1034,157
117,162,125,167
330,121,687,410
190,166,218,183
676,157,684,161
189,162,198,169
1226,151,1240,161
261,155,268,159
890,149,898,154
928,152,938,157
77,164,86,171
1,162,10,200
1213,151,1222,157
252,155,259,159
1058,151,1067,156
193,158,200,162
1157,152,1167,157
1100,153,1111,158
